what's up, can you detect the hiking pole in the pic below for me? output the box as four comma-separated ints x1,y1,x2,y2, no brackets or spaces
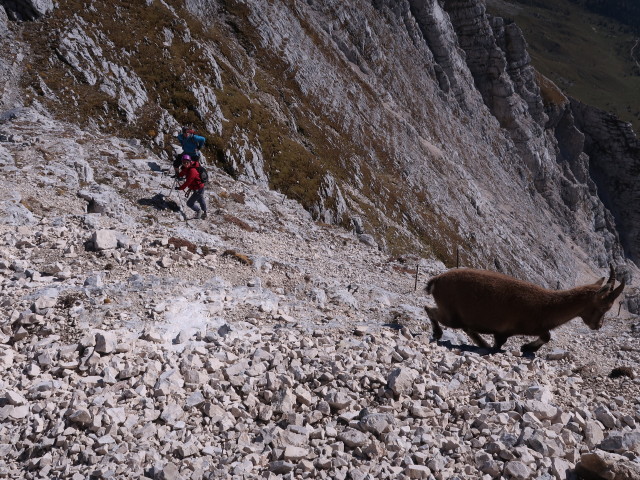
163,177,178,202
176,188,190,226
158,170,175,198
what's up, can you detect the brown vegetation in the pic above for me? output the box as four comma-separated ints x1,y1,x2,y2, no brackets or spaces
168,236,197,253
222,249,253,265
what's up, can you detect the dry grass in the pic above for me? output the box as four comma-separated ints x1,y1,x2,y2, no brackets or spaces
222,214,254,232
392,265,418,275
168,236,197,254
229,192,246,204
222,249,253,265
536,72,567,107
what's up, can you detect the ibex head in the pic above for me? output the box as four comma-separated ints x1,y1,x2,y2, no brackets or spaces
581,265,625,330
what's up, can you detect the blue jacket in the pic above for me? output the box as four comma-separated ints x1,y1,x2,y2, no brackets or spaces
177,133,205,155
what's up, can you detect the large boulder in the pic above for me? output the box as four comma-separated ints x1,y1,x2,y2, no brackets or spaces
91,230,118,251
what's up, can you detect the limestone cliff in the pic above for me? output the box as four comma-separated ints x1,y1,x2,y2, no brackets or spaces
0,0,637,288
571,99,640,265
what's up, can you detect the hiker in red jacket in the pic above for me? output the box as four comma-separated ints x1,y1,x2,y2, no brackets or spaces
176,155,207,219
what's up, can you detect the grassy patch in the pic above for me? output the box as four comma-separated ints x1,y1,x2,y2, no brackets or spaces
536,71,568,107
229,192,246,204
487,0,640,131
58,292,84,309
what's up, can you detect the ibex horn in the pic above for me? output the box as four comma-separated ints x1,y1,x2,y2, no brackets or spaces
606,264,616,290
597,265,616,295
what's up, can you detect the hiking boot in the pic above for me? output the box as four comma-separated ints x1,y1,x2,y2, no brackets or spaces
201,212,207,220
195,210,202,220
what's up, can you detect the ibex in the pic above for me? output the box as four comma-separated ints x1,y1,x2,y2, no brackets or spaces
424,266,624,352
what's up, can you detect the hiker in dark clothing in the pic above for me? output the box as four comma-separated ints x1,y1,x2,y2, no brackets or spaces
173,126,206,176
176,155,207,219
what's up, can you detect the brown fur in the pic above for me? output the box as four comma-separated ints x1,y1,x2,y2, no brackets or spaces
425,266,624,352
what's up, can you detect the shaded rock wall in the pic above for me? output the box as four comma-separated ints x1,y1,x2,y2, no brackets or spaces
436,0,624,270
1,0,54,21
572,99,640,264
0,5,23,111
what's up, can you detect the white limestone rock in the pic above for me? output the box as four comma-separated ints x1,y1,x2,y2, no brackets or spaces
94,332,118,354
387,367,418,396
91,230,118,251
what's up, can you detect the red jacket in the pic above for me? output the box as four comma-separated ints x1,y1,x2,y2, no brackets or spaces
178,162,204,191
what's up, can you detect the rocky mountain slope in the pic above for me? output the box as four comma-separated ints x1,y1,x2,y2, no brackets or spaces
1,0,639,289
0,106,639,479
1,0,640,479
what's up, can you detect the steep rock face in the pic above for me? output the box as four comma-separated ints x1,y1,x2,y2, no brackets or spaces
2,0,635,286
441,0,544,157
0,0,54,21
539,75,599,204
405,0,479,109
440,0,624,271
0,5,7,35
191,0,620,284
54,19,149,124
311,174,348,226
223,128,269,187
571,99,640,264
441,1,548,180
492,19,546,127
0,6,23,111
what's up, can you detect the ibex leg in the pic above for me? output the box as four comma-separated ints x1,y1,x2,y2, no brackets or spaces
465,330,491,349
424,306,443,340
521,331,551,353
493,334,508,351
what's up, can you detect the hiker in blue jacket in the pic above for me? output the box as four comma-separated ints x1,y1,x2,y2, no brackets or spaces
173,126,206,176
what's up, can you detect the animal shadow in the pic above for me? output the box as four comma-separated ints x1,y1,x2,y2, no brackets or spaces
383,323,404,331
382,324,533,357
138,194,180,212
434,339,491,355
434,338,537,358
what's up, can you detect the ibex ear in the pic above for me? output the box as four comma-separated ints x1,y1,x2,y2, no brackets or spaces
596,280,612,295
